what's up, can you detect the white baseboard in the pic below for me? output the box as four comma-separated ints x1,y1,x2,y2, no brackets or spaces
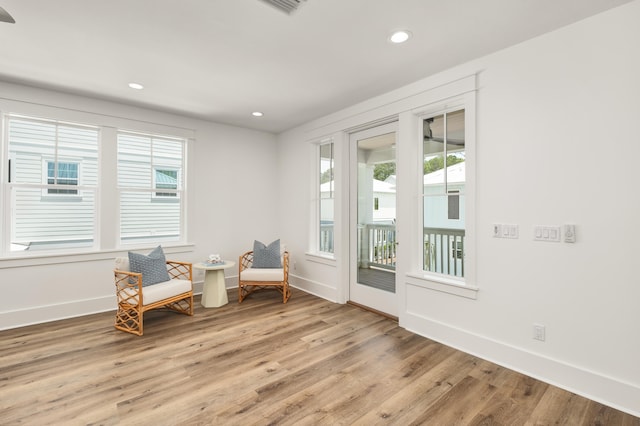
0,295,115,331
402,312,640,418
1,281,206,331
222,275,339,303
288,273,340,303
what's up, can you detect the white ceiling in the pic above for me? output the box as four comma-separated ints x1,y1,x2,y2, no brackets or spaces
0,0,633,134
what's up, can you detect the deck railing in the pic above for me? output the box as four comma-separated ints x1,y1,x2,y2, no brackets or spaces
362,224,397,270
322,223,466,277
423,227,465,277
319,223,334,253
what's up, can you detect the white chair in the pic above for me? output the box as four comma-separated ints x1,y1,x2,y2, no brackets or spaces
238,250,290,303
114,257,193,336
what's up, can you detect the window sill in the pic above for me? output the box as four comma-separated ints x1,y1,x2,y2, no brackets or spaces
405,272,478,299
304,252,337,267
0,243,195,269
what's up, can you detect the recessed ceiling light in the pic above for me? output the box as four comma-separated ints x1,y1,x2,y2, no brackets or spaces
252,111,264,117
389,30,411,44
128,82,144,90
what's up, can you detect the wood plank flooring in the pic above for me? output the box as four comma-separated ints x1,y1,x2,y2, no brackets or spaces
1,288,638,425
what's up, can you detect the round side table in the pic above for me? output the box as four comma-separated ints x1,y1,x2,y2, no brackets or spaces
194,261,235,308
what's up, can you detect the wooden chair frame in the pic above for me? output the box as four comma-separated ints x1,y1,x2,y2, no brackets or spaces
238,251,290,303
114,260,194,336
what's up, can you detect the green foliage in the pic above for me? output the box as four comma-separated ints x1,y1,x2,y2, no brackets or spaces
364,154,465,183
373,162,396,181
320,168,333,184
424,155,464,175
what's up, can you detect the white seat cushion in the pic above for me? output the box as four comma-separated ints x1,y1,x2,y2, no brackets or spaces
241,268,284,282
115,257,191,306
120,279,191,306
142,279,192,305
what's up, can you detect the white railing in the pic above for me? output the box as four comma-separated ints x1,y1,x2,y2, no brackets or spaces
319,223,334,253
322,223,466,278
423,227,465,277
361,224,397,270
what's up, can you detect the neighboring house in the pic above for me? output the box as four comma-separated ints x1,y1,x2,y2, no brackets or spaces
320,163,466,228
8,118,98,250
371,178,396,223
423,161,465,230
7,118,182,250
320,178,396,224
422,161,466,276
320,165,465,275
117,132,183,245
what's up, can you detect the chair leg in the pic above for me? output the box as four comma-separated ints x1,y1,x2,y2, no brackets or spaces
164,296,193,315
115,305,143,336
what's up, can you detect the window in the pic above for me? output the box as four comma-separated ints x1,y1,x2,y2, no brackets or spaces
118,132,185,244
46,160,79,195
2,112,192,258
154,168,179,198
422,109,465,277
5,116,99,251
318,141,334,254
448,190,460,220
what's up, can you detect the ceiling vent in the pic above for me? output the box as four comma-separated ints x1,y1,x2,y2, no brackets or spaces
260,0,306,14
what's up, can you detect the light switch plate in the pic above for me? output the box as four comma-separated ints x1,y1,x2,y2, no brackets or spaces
534,226,561,242
564,224,576,243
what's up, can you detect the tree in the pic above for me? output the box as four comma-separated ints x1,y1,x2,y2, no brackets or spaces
370,154,464,182
373,162,396,181
320,167,333,184
424,155,464,175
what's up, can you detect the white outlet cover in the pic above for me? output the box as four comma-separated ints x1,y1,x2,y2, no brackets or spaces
533,324,546,341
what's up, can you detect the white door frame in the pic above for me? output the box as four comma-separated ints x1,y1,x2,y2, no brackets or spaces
348,121,398,317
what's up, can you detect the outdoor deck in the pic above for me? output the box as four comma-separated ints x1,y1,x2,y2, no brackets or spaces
358,267,395,293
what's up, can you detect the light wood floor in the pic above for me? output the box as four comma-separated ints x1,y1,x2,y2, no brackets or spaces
1,288,638,425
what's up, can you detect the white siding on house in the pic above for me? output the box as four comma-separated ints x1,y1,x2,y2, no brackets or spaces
423,162,466,230
117,133,184,242
8,118,98,248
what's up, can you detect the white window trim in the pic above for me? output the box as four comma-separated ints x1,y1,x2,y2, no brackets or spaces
409,91,477,299
300,74,477,305
1,107,193,259
152,166,181,200
309,136,336,258
116,132,187,247
41,158,82,198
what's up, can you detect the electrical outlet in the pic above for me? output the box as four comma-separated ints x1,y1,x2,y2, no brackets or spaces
533,324,546,341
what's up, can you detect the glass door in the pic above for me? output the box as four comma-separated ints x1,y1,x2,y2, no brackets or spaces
349,122,398,317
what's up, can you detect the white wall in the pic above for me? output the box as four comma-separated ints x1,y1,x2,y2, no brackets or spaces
0,82,279,329
277,1,640,416
1,0,638,416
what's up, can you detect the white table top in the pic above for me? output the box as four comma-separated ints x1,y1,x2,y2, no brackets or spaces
194,260,236,270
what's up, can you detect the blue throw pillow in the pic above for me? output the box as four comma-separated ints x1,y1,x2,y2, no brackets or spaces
252,239,282,268
128,245,171,287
